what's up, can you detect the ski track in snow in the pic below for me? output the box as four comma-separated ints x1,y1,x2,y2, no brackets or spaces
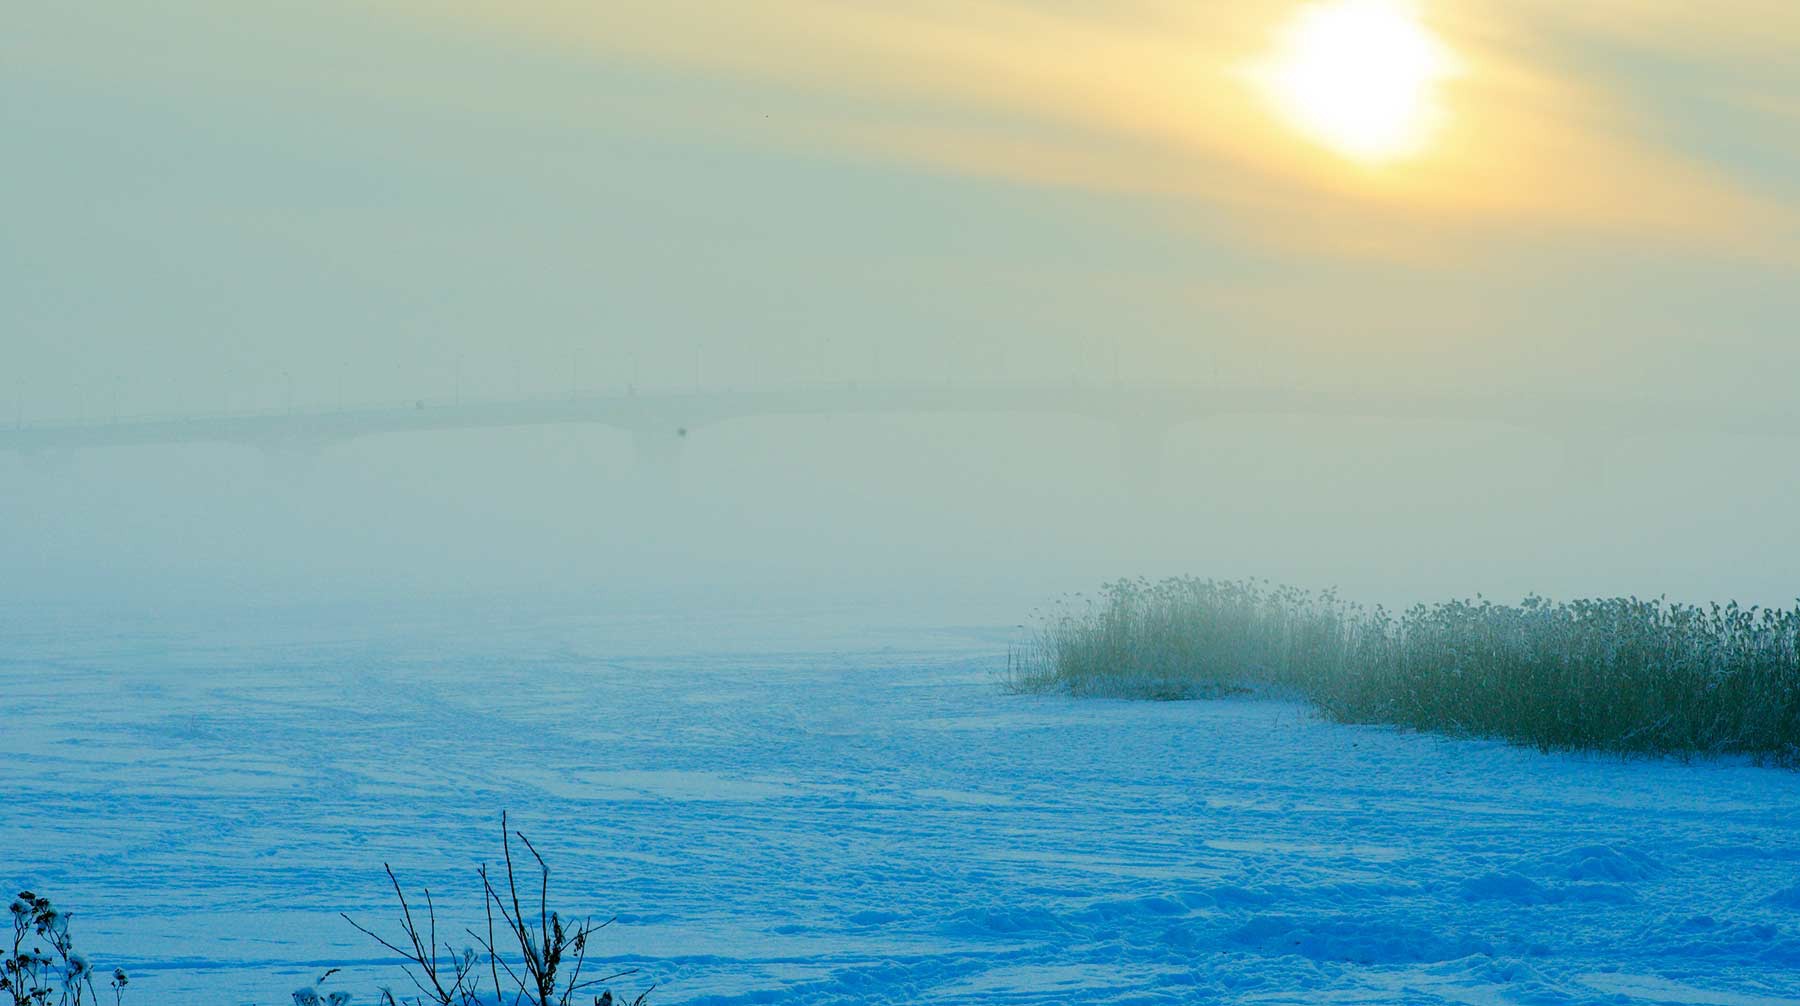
4,611,1800,1005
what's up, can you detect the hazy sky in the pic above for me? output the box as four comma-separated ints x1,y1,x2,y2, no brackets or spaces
4,2,1798,613
9,0,1799,411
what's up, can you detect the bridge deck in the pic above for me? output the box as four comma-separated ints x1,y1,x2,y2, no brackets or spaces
2,383,1795,451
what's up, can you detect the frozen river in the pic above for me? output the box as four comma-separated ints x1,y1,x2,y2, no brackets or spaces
5,603,1800,1004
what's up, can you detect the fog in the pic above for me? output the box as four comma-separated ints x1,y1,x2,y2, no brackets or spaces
6,1,1799,626
11,10,1800,1006
6,404,1798,629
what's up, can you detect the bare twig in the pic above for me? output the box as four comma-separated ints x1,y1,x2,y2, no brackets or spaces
339,814,647,1006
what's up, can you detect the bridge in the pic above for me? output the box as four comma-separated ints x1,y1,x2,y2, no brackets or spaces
3,382,1795,491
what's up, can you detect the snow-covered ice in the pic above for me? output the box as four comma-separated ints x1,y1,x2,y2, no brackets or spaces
4,605,1800,1005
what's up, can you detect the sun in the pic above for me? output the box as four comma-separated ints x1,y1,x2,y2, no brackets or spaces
1251,0,1460,165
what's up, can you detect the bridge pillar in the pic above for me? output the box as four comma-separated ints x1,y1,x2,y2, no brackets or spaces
256,438,333,486
631,427,687,494
1552,433,1624,486
18,449,72,476
1116,420,1170,499
255,438,330,461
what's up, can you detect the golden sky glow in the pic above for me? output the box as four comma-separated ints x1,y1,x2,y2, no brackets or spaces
8,0,1800,432
408,0,1795,261
1249,0,1460,164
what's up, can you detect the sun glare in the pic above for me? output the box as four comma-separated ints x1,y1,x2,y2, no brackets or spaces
1253,0,1459,165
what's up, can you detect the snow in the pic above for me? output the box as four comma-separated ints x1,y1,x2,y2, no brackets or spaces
4,605,1800,1005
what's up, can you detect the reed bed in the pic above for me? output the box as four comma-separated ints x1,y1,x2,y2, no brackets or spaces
1008,577,1800,765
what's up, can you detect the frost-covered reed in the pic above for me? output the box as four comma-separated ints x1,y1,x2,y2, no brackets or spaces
1009,577,1800,764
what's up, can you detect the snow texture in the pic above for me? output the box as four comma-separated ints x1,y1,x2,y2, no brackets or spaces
4,607,1800,1005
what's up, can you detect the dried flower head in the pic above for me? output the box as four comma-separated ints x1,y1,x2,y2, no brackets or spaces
64,953,88,978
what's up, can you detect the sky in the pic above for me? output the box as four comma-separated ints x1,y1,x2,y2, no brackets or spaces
4,1,1799,616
